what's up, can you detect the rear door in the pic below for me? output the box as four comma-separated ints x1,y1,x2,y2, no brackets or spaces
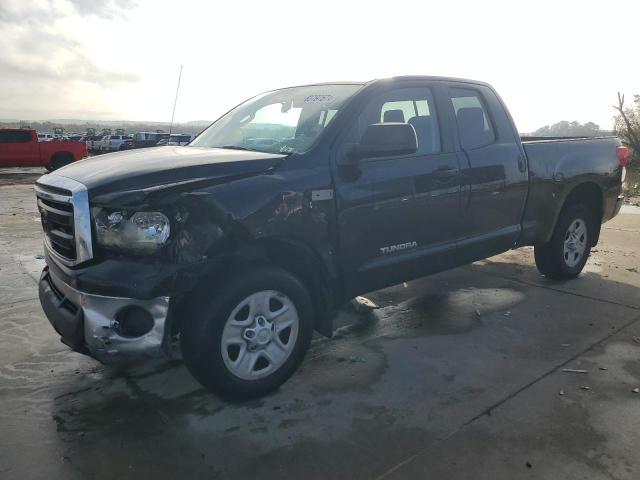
334,83,463,297
446,84,528,260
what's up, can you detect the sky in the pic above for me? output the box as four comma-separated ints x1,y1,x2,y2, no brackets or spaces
0,0,638,133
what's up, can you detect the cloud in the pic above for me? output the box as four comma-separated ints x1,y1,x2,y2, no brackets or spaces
0,0,137,23
67,0,138,19
2,27,137,87
0,0,139,119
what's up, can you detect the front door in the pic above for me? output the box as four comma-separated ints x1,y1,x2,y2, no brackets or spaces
334,84,463,298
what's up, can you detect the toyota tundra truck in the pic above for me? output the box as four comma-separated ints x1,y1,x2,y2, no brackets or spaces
35,76,629,398
0,128,88,170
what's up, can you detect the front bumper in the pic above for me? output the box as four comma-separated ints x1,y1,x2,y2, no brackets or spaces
39,267,170,363
612,195,624,219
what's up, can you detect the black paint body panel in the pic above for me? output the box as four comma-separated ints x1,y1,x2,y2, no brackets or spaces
41,76,624,335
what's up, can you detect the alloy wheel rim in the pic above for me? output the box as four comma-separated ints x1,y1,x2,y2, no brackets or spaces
221,290,299,381
563,218,587,268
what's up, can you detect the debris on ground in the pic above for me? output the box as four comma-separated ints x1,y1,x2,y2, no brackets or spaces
351,296,379,313
34,254,44,259
632,336,640,345
580,386,591,390
599,366,608,371
633,388,640,394
562,369,589,374
526,461,532,469
503,311,512,317
475,309,481,317
558,390,565,396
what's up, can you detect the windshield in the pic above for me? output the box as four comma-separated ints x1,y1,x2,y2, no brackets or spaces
190,84,362,155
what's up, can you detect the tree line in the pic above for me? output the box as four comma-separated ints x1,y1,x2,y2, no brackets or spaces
528,94,638,171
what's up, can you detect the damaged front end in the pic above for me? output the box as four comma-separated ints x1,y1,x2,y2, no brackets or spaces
36,160,280,363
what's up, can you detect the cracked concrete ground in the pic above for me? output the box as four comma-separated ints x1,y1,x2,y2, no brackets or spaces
1,171,639,479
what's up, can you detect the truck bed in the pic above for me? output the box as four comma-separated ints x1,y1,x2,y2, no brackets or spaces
518,135,623,246
520,135,617,143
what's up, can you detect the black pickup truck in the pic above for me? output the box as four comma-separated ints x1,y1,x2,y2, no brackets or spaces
36,76,629,398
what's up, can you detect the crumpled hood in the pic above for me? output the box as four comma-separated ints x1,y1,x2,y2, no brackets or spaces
53,146,286,198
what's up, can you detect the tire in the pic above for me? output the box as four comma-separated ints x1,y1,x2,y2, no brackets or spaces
48,153,73,171
534,203,595,279
181,267,314,399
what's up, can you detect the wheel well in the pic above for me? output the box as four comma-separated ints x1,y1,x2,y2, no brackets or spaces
560,182,603,245
256,237,336,337
50,151,74,165
174,237,337,339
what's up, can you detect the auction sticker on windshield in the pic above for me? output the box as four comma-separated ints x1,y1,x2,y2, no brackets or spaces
304,94,334,104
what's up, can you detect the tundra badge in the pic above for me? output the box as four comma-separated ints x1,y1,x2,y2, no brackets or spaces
380,241,418,255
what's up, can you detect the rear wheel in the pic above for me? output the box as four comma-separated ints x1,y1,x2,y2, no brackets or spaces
181,267,314,399
48,153,73,171
534,203,594,279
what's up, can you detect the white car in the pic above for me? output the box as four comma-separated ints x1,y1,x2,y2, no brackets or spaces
37,133,55,142
85,135,104,151
95,135,110,151
166,133,196,146
100,135,132,152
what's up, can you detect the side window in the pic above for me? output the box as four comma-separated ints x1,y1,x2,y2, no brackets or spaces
353,87,441,155
16,131,32,142
449,88,495,149
0,131,31,143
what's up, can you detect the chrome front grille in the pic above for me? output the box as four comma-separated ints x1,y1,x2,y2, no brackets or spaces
35,175,93,266
38,195,76,260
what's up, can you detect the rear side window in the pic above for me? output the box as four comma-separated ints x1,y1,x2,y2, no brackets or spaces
354,87,441,155
450,88,494,149
0,130,32,143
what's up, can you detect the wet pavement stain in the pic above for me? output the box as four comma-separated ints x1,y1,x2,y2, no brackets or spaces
327,285,526,342
377,287,526,338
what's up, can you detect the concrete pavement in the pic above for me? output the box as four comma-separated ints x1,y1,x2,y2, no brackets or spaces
1,178,639,479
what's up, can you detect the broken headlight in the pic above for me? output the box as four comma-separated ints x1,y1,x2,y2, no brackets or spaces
93,208,171,255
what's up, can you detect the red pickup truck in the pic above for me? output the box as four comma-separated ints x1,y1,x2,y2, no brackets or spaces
0,129,88,170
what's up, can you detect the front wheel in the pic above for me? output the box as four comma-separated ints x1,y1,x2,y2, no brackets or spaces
534,203,594,279
181,268,314,399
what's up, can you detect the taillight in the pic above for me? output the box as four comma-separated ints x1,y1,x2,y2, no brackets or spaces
616,145,630,167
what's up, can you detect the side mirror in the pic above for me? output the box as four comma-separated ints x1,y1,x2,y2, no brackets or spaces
344,123,417,163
